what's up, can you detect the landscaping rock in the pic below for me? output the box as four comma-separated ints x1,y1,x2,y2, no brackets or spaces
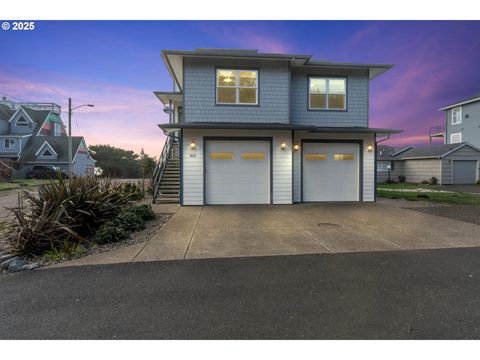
1,256,19,271
21,262,40,271
7,258,26,272
0,253,16,264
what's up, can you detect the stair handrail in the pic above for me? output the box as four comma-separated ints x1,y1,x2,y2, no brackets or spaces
152,135,174,202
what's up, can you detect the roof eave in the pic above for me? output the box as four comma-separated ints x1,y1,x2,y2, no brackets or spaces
439,97,480,111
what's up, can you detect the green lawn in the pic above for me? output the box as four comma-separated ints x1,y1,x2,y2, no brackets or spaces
0,179,54,192
377,183,480,205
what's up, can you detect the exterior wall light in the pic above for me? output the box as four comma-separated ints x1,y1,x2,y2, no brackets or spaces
280,142,287,150
190,140,196,150
293,144,300,151
367,144,373,152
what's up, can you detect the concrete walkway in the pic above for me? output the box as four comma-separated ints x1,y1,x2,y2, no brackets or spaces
54,201,480,268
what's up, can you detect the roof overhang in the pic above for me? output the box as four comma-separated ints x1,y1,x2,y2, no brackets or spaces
154,91,183,106
301,62,393,80
439,97,480,111
158,122,402,135
161,49,394,89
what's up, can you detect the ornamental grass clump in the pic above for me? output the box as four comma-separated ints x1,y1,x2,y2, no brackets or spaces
6,176,134,256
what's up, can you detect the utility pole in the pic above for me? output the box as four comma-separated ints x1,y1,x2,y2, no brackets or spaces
68,97,72,180
67,99,94,180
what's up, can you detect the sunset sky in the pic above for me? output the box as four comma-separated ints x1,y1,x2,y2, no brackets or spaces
1,20,479,156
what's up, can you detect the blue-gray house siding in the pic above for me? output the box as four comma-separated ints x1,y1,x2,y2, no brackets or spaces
445,101,480,148
290,68,369,127
183,57,290,124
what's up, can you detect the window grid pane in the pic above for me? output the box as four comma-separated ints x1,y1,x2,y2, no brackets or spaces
309,77,346,110
217,69,257,104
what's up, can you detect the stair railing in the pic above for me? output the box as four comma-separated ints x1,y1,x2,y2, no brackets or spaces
152,135,174,203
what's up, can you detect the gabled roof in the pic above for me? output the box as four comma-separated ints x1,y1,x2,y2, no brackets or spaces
397,142,480,159
0,104,14,121
161,48,393,90
439,93,480,111
19,136,85,163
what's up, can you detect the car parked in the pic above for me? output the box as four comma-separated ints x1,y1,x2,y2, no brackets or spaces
27,165,68,179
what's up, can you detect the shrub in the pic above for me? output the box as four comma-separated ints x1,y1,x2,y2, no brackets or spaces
95,222,128,244
398,175,406,183
429,177,438,185
44,241,86,261
122,181,145,200
421,180,429,184
128,204,155,221
114,211,146,232
6,177,133,256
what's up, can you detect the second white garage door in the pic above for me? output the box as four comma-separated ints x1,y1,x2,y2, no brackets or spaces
205,140,270,204
303,142,360,201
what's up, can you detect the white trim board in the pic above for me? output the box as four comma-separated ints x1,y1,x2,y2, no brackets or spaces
35,141,58,157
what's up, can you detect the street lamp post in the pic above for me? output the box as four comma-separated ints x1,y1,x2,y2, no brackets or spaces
68,98,94,179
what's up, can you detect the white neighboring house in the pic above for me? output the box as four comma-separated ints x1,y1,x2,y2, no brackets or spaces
152,48,402,204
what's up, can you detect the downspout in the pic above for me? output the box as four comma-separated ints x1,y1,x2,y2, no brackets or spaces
376,135,390,144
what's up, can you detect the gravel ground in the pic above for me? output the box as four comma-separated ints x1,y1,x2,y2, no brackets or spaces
405,205,480,225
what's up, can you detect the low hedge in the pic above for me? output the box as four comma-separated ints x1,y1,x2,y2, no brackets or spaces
95,204,155,244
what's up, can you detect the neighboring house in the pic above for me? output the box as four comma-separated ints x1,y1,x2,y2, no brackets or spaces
376,142,480,184
153,48,401,205
376,144,412,183
0,100,95,178
430,93,480,147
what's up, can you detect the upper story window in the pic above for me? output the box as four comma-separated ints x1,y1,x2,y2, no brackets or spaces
451,106,462,125
450,132,462,144
15,116,29,127
216,69,258,105
309,77,347,110
4,138,15,149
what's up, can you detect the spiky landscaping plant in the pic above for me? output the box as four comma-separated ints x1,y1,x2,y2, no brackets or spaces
6,177,135,256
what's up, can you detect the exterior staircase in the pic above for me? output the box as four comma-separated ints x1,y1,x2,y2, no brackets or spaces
152,136,180,203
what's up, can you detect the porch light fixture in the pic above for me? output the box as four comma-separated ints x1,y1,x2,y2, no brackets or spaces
280,142,287,150
367,144,373,152
293,144,300,151
190,140,196,150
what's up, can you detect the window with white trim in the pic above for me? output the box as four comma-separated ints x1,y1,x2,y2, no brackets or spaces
450,132,462,144
15,116,29,127
309,77,346,110
216,69,258,105
4,138,15,149
451,106,462,125
377,161,391,172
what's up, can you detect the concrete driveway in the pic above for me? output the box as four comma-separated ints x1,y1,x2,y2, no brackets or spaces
132,201,480,262
57,201,480,267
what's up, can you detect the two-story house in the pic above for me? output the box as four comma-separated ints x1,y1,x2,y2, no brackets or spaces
439,93,480,147
0,100,96,178
152,48,401,205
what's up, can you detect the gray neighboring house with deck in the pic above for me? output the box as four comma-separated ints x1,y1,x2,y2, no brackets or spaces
152,48,402,204
0,100,96,178
376,142,480,184
429,92,480,147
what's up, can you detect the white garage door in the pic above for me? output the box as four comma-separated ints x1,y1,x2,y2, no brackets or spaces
205,140,270,204
303,142,360,201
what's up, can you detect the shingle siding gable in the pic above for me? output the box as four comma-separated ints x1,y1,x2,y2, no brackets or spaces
183,58,290,124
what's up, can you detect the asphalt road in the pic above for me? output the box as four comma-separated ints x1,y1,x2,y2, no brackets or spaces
1,247,480,339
